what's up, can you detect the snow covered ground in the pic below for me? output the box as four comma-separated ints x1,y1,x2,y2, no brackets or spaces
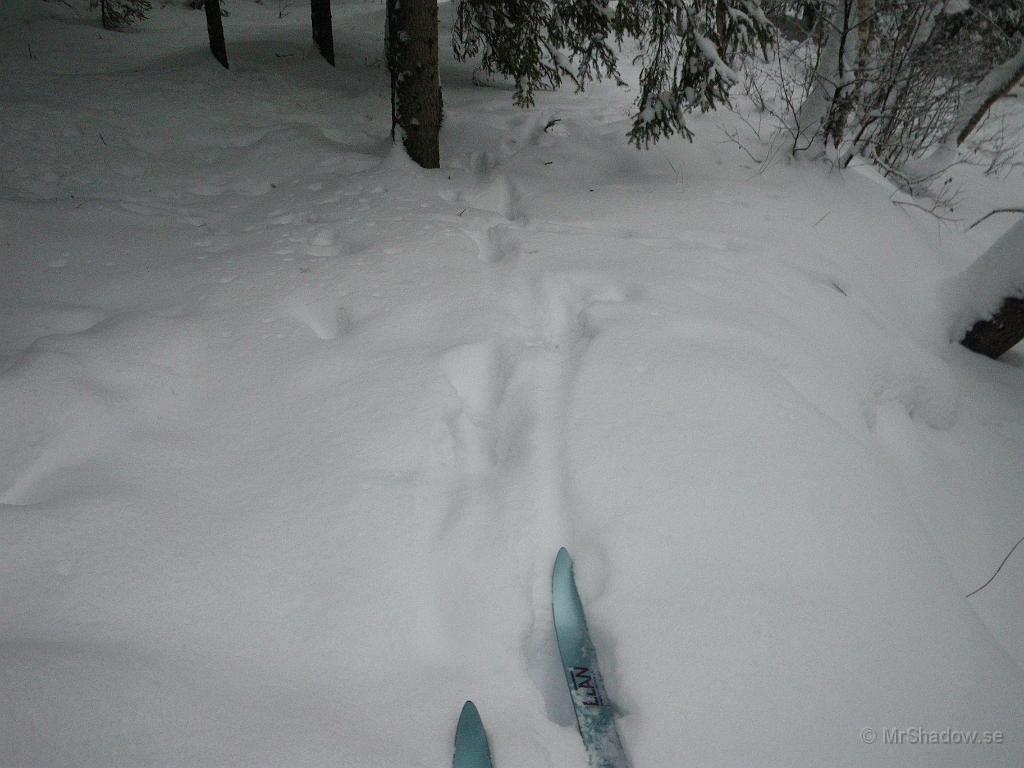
2,3,1023,766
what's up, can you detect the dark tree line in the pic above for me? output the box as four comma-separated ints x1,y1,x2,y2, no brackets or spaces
99,0,334,71
197,0,334,70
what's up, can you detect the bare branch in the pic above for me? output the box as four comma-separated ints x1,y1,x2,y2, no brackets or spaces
966,208,1024,232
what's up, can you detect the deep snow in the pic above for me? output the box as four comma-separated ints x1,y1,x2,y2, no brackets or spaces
1,3,1023,767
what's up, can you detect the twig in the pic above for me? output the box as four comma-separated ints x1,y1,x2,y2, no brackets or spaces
966,208,1024,231
812,211,830,227
891,197,962,223
716,125,766,165
966,534,1024,599
659,148,681,184
98,132,108,146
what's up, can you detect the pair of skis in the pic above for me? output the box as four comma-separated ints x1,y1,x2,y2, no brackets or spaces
453,548,630,768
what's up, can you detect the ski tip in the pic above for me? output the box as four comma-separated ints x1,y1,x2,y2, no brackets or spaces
554,547,573,576
458,700,481,726
454,700,493,768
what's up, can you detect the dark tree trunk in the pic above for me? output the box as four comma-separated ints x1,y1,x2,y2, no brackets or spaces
715,0,728,58
101,0,111,29
961,297,1024,359
205,0,229,69
311,0,335,66
386,0,442,168
802,2,818,31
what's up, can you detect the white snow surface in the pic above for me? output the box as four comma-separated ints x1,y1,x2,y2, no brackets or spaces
2,3,1024,767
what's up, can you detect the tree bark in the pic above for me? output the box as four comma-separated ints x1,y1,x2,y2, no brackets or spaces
311,0,335,66
386,0,442,168
205,0,229,69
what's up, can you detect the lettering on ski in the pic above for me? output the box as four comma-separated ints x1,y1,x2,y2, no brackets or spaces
552,548,631,768
570,666,606,707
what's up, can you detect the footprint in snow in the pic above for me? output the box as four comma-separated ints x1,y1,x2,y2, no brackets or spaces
466,174,525,223
435,341,507,472
535,271,630,344
283,286,349,341
307,227,343,259
460,222,519,265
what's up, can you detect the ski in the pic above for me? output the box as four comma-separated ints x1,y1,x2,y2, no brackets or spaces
453,700,494,768
552,547,631,768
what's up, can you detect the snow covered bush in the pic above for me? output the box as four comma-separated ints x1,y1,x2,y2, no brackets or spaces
752,0,1023,183
453,0,774,146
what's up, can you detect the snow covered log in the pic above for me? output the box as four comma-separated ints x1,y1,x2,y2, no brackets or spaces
950,218,1024,359
961,297,1024,359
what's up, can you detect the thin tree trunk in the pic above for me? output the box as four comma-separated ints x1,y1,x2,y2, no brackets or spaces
821,0,858,147
101,0,112,29
311,0,335,66
952,43,1024,146
904,42,1024,181
794,0,857,152
386,0,442,168
205,0,229,69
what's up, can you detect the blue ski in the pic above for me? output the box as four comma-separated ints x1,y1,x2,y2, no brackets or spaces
453,700,494,768
552,548,631,768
